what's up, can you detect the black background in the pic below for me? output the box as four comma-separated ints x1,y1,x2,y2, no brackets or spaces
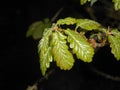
1,0,120,90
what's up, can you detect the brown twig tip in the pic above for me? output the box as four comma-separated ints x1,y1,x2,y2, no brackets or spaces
108,26,110,32
107,26,112,35
53,25,59,31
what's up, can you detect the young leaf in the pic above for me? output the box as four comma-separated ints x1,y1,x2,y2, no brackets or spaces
64,29,94,62
26,21,43,38
80,0,98,6
38,29,53,76
40,47,53,76
26,18,51,40
111,29,120,39
76,19,101,30
112,0,120,10
108,35,120,60
57,17,76,25
51,31,74,70
80,0,91,5
90,0,98,6
32,22,45,39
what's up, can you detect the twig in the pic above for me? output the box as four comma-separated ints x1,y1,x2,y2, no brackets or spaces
51,7,64,22
88,64,120,81
26,69,55,90
37,69,55,83
26,83,38,90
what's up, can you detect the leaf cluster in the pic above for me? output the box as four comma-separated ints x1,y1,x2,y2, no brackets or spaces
36,17,120,76
26,0,120,76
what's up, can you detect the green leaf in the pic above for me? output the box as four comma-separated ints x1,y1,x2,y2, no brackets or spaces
76,19,101,30
51,31,74,70
57,17,76,25
64,29,94,62
40,47,53,76
26,21,43,38
26,18,51,40
108,35,120,60
112,0,120,10
111,29,120,39
44,18,50,23
80,0,91,5
38,29,53,76
32,22,45,39
80,0,98,5
90,0,98,6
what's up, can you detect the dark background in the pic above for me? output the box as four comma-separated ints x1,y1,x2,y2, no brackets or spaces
1,0,120,90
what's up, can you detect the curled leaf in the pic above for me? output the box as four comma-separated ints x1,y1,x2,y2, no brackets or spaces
38,29,53,75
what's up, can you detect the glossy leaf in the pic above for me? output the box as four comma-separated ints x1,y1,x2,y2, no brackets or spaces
112,0,120,10
108,35,120,60
38,29,53,76
64,29,94,62
40,47,53,76
76,19,101,30
51,31,74,70
57,17,76,25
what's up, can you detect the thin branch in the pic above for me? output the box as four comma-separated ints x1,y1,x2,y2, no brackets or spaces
88,64,120,81
51,7,64,22
26,69,55,90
